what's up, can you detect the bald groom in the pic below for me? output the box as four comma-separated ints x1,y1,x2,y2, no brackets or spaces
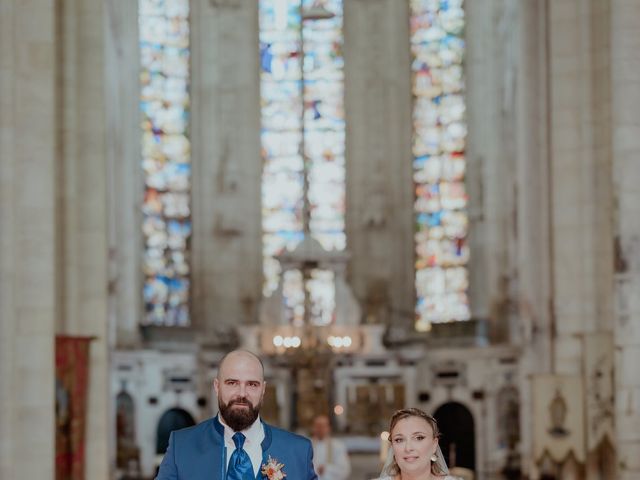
156,350,318,480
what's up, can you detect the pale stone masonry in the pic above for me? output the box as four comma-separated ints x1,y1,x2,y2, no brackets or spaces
58,0,110,478
548,0,614,377
1,0,111,477
189,0,263,343
0,1,57,478
515,1,553,475
612,1,640,478
343,0,415,328
105,0,143,347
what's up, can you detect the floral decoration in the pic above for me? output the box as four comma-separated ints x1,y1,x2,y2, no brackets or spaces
261,455,286,480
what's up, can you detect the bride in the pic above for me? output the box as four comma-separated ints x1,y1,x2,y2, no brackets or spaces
372,408,462,480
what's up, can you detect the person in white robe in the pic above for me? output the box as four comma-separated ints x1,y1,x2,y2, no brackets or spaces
311,415,351,480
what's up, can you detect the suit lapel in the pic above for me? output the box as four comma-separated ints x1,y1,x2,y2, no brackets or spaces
257,421,273,479
211,416,228,479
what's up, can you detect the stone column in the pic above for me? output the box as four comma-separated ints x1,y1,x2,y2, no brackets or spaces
105,0,144,347
517,0,615,477
547,0,613,375
611,1,640,477
515,1,553,476
516,0,615,476
0,1,57,478
343,0,414,328
58,0,110,476
465,0,518,338
105,0,264,342
191,0,263,339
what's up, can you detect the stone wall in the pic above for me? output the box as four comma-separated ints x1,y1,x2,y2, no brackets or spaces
518,0,619,477
548,0,614,375
57,1,111,476
611,1,640,477
105,0,144,347
0,1,57,478
1,1,111,477
106,0,264,346
189,0,263,342
343,0,414,328
514,1,554,475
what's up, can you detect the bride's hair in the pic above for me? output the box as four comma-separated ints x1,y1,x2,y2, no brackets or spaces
385,408,448,477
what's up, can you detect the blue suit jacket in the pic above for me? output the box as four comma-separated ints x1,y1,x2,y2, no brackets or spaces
156,416,318,480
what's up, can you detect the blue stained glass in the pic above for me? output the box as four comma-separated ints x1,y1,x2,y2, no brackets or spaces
412,0,470,330
260,0,345,326
139,0,191,327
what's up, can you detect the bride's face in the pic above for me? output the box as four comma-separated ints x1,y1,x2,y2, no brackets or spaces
390,416,438,477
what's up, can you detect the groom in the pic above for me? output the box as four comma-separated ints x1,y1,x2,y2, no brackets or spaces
155,349,318,479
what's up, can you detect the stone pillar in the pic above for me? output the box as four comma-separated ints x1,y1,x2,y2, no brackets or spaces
58,0,110,476
0,1,57,478
105,0,144,347
105,0,265,346
191,0,263,339
611,1,640,477
515,0,614,477
547,0,613,375
465,0,518,338
343,0,414,328
515,1,553,476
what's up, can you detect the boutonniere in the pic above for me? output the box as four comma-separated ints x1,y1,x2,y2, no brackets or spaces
261,455,286,480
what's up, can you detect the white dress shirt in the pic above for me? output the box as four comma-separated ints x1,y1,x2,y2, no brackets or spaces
312,437,351,480
219,415,265,477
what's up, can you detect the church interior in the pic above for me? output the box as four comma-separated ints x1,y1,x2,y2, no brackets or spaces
1,0,639,479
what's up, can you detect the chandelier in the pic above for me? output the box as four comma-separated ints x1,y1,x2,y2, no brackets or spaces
257,1,361,360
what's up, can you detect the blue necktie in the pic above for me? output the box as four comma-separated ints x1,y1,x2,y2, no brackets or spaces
226,432,255,480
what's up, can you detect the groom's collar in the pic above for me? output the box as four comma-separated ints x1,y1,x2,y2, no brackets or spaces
213,414,273,452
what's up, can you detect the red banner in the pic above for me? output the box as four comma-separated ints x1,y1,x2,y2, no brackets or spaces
55,336,93,480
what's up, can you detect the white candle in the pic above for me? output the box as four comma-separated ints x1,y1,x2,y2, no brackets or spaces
379,431,390,465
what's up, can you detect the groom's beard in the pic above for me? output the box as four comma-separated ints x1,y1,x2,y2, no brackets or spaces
219,397,261,431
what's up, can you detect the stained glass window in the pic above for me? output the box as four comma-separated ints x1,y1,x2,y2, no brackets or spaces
411,0,470,330
139,0,191,326
260,0,345,326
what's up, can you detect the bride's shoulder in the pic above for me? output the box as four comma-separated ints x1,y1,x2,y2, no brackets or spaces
370,476,462,480
372,476,461,480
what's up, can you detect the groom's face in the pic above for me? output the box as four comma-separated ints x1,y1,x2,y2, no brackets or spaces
214,351,266,431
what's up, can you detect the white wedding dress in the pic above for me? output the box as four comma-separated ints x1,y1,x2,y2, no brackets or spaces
372,476,462,480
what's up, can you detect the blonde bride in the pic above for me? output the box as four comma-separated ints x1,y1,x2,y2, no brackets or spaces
372,408,462,480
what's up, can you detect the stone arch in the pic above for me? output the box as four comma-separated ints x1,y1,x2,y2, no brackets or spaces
116,389,139,470
156,407,196,454
433,401,475,471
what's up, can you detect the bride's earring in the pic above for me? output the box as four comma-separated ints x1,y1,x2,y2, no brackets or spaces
430,453,438,462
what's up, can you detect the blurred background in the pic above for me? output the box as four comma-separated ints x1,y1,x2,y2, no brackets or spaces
1,0,638,479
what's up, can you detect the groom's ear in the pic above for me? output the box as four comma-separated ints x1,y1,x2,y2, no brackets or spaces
213,378,219,395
